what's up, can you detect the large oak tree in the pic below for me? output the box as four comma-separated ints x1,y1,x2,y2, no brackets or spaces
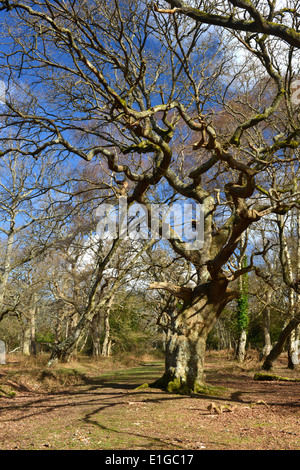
0,0,300,392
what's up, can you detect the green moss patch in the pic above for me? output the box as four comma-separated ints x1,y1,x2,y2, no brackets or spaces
150,375,229,397
0,385,16,397
254,372,300,382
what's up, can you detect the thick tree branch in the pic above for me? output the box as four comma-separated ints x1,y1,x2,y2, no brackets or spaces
162,0,300,48
149,281,193,300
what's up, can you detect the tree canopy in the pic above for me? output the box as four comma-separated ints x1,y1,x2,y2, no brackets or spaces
0,0,300,389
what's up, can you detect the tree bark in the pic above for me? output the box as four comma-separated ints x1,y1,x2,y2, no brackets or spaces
236,330,247,363
288,207,300,370
235,234,248,363
262,317,300,370
162,0,300,49
91,312,102,357
152,299,221,393
261,289,272,359
287,324,300,370
22,322,31,356
102,298,114,357
21,298,37,356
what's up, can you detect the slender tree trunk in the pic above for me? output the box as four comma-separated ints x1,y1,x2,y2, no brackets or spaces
288,324,300,370
22,299,37,355
30,301,37,355
288,207,300,369
92,339,101,357
102,297,114,357
215,320,233,350
101,316,111,357
261,289,272,359
22,322,31,355
236,330,247,362
265,213,300,369
47,239,121,365
54,311,62,343
91,312,102,357
262,317,300,370
236,237,249,363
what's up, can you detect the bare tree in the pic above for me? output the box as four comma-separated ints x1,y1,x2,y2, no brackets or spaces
249,174,300,370
159,0,300,48
262,208,300,370
0,0,300,392
0,150,76,323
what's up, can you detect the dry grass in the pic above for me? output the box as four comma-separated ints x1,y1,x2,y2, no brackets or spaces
0,351,163,395
1,350,300,450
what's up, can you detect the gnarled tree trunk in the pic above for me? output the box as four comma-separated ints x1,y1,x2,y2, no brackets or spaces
159,307,209,392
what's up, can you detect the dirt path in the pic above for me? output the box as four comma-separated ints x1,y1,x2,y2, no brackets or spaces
1,354,300,450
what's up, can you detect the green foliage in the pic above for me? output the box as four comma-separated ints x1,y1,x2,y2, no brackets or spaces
0,316,21,351
36,331,55,344
110,294,159,354
0,386,16,398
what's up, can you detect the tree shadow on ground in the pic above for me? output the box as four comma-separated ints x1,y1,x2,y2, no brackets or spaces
81,361,165,391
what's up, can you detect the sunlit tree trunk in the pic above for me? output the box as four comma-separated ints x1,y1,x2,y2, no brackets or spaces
263,212,300,370
102,297,114,357
287,324,300,370
261,289,272,359
152,273,233,394
21,294,37,355
91,311,102,357
263,317,300,370
22,322,31,356
150,192,252,393
236,330,247,363
288,207,300,369
153,301,214,392
236,235,249,363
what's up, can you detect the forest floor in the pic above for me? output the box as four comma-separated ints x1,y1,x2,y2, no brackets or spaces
0,350,300,451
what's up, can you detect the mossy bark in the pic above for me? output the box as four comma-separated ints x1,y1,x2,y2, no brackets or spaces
152,301,217,394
